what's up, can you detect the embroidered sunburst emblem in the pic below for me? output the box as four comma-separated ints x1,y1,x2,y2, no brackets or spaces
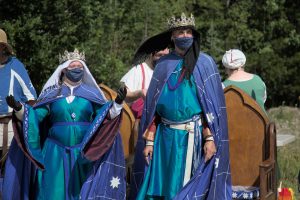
110,176,121,189
242,193,249,199
232,192,237,198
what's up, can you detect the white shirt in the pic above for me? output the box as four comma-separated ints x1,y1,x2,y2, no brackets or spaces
120,62,153,91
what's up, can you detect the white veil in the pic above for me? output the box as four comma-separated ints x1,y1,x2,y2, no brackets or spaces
40,59,106,99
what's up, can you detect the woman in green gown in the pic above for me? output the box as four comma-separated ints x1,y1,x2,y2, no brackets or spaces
4,49,127,200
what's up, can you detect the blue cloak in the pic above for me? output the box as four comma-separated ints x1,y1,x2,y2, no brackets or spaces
131,52,232,199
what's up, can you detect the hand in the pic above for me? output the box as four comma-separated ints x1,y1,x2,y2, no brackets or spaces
204,140,216,162
6,95,22,111
115,86,127,104
143,145,153,165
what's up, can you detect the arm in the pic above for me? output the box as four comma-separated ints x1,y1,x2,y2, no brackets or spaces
202,119,217,162
17,104,49,169
6,95,36,121
93,86,126,119
143,115,159,142
120,65,146,103
125,88,147,102
13,61,37,102
143,115,160,164
110,86,127,119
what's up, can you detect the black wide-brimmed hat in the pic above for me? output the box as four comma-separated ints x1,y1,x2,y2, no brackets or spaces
132,13,200,66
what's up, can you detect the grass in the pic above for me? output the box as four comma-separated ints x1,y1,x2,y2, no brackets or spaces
268,106,300,199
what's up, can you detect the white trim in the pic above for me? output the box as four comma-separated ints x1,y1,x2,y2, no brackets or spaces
10,69,35,101
183,131,194,185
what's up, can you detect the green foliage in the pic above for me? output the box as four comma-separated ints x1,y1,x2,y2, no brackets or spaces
268,107,300,199
0,0,299,106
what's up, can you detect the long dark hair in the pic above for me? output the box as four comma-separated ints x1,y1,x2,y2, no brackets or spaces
182,29,200,81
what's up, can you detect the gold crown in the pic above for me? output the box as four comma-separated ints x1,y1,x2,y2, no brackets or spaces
167,13,195,29
59,48,86,64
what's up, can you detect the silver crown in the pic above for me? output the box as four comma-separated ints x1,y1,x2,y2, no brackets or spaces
167,13,195,29
59,48,86,64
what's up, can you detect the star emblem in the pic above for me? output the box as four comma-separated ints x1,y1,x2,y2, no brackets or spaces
110,176,121,189
242,192,249,199
232,192,237,198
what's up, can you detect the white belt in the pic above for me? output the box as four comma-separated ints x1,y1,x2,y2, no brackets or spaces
166,118,202,185
168,120,202,133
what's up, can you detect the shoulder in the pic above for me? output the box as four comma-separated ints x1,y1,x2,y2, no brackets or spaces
155,53,180,71
9,57,25,67
121,64,143,82
253,74,263,80
80,83,100,92
198,52,216,65
126,64,143,75
79,83,107,103
252,75,266,88
158,53,179,64
9,57,27,72
195,52,218,73
223,79,230,85
252,74,265,83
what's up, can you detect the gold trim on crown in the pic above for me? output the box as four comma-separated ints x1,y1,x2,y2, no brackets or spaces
167,13,195,29
59,48,86,64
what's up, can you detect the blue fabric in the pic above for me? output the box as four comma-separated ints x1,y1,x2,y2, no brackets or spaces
23,98,111,199
2,139,36,200
0,57,37,115
36,83,107,107
232,186,260,199
80,134,126,199
2,84,125,200
130,51,232,199
137,62,202,199
174,37,194,50
65,68,84,82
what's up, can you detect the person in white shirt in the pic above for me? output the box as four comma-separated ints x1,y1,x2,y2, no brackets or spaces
121,48,169,105
120,48,169,156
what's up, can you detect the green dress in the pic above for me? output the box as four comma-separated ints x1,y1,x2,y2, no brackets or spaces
26,96,105,199
223,74,266,112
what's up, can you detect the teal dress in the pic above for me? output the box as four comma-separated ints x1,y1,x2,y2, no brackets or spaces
138,62,202,200
26,97,105,199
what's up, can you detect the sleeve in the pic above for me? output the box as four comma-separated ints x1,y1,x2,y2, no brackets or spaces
120,65,141,91
24,105,49,165
143,115,160,142
13,60,37,102
93,101,122,119
93,103,104,116
109,102,123,119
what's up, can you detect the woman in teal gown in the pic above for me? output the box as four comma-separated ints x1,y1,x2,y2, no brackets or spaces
30,95,106,199
3,49,127,200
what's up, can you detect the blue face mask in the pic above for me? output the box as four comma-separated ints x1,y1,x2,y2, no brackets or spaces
65,68,84,82
174,37,194,50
